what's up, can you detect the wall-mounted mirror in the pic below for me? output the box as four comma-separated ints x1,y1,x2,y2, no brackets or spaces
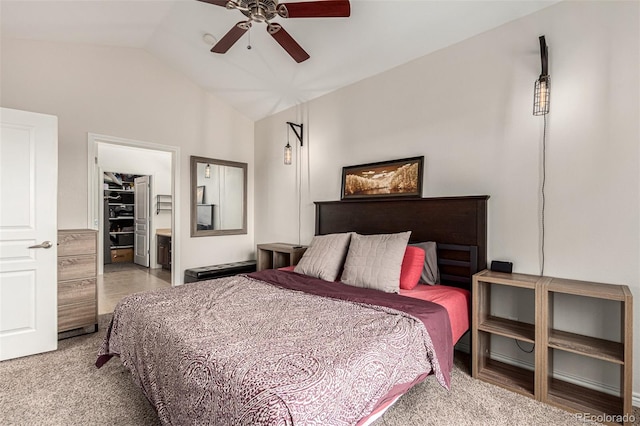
190,156,247,237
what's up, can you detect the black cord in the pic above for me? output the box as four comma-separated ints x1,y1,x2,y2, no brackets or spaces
297,137,302,246
516,340,535,353
541,113,547,276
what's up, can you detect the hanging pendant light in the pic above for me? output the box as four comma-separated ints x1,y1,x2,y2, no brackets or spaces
284,142,292,165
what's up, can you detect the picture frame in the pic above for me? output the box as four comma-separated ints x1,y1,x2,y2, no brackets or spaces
196,185,205,205
341,156,424,200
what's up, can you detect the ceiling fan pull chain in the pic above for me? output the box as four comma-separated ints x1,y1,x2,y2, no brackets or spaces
247,27,252,50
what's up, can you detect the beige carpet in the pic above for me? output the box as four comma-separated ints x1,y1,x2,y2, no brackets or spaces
0,316,625,425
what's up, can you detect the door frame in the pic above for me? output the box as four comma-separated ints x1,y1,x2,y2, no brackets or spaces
87,133,179,286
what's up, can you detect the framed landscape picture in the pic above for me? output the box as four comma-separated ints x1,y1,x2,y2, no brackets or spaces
341,156,424,200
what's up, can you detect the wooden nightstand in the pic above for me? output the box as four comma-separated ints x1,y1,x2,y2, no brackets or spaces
472,270,633,425
256,243,307,271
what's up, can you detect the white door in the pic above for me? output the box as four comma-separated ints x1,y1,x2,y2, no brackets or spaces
134,176,150,267
0,107,58,361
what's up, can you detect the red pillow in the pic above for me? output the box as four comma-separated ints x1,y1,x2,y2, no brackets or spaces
278,266,296,271
400,246,425,290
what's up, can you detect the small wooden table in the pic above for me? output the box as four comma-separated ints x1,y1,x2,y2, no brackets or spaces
257,243,307,271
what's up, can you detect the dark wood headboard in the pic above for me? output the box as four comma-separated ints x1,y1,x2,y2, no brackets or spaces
314,196,489,289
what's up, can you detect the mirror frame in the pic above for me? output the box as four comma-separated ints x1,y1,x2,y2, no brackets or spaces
190,155,248,237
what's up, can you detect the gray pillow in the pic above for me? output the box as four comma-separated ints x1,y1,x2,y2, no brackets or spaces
341,231,411,293
294,233,352,281
411,241,440,285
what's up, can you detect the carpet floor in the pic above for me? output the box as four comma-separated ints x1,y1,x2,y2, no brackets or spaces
0,316,628,425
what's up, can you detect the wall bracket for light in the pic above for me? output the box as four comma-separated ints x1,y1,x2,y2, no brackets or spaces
533,35,550,116
284,121,303,165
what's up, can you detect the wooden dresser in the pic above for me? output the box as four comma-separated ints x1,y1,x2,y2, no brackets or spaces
58,229,98,338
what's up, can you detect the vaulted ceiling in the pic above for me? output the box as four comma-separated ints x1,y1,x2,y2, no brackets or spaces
1,0,557,120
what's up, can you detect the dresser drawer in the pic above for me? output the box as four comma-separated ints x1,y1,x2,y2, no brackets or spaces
58,278,96,305
58,301,96,333
58,255,96,281
58,230,96,256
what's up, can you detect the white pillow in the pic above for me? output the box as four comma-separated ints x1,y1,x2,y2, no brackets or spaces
341,231,411,293
293,233,352,281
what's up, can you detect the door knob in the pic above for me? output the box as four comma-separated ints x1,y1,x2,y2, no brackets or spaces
28,241,53,249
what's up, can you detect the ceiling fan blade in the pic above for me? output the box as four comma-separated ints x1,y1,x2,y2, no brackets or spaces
211,22,250,54
267,23,310,63
277,0,350,18
197,0,231,7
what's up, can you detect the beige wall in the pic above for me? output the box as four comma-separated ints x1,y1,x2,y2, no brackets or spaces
255,1,640,396
0,38,255,280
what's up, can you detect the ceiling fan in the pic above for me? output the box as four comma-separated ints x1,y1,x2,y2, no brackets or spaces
198,0,351,63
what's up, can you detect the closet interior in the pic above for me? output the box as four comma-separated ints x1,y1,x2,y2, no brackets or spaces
103,172,142,265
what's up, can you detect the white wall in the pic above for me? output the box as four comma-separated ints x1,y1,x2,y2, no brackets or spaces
0,38,255,282
255,2,640,395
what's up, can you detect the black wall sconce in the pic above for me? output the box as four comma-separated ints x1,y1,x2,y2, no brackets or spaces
533,35,550,116
284,121,303,165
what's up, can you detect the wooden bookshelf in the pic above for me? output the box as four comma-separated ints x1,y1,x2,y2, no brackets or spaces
472,270,633,425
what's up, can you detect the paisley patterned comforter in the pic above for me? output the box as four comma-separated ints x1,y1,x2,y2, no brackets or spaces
97,269,453,425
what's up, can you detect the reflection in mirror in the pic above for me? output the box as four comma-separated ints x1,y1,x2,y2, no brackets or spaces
190,156,247,237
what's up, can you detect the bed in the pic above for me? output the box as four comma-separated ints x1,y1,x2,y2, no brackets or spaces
97,196,488,425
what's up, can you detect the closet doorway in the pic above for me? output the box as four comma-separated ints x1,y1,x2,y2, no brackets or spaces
88,134,180,314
